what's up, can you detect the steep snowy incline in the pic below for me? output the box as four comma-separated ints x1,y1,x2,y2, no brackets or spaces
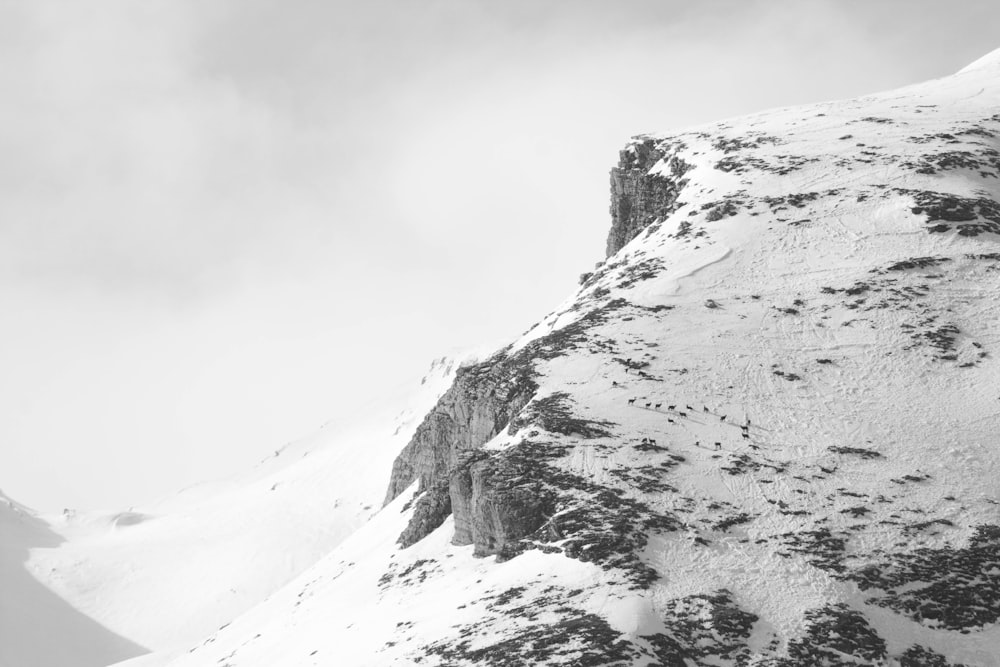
165,53,1000,666
0,491,144,667
6,356,463,666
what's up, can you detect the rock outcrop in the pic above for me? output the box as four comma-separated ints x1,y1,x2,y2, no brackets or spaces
396,479,452,548
606,137,692,257
160,48,1000,667
449,450,557,558
387,299,630,551
385,297,628,512
383,354,537,505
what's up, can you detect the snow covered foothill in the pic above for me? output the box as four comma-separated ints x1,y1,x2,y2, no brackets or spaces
156,50,1000,666
0,491,144,667
2,355,467,666
162,484,655,667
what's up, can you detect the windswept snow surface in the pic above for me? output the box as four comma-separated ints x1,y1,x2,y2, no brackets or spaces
155,53,1000,665
0,491,145,667
2,356,465,666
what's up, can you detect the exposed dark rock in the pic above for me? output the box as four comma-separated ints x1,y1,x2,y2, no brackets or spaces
642,589,758,665
449,448,558,559
721,452,787,476
777,527,848,574
903,188,1000,236
607,137,692,257
703,199,741,221
422,608,642,666
509,392,614,439
899,645,966,667
397,480,452,548
880,256,952,272
917,323,960,354
780,604,886,666
378,559,439,589
761,190,841,211
615,257,665,289
902,147,1000,178
850,524,1000,630
384,356,537,504
441,439,681,586
385,299,629,506
714,513,754,532
828,445,882,459
712,134,782,153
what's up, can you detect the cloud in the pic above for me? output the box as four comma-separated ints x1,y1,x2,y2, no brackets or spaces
0,2,335,301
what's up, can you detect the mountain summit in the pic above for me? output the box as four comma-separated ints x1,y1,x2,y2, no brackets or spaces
159,51,1000,666
13,51,1000,667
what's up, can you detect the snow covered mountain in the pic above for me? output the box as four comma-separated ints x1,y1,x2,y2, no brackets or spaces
1,357,462,667
151,49,1000,666
11,48,1000,667
0,490,146,667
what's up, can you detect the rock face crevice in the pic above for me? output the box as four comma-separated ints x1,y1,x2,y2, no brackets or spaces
385,298,629,512
383,355,537,506
606,137,692,257
449,450,557,558
389,300,630,552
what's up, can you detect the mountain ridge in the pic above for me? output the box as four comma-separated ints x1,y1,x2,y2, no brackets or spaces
9,50,1000,666
163,51,1000,665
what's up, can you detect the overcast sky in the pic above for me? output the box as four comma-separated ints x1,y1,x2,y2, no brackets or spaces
3,0,999,512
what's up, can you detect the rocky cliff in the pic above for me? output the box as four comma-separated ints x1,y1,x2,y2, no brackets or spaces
606,137,692,257
375,52,1000,664
383,354,537,505
384,136,698,551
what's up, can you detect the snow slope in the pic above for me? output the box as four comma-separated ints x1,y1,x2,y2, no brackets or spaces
156,51,1000,666
2,356,463,666
0,491,144,667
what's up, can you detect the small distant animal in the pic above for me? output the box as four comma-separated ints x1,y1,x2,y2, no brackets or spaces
686,405,694,411
645,402,652,408
741,432,749,439
720,415,727,422
612,381,618,386
641,437,649,444
746,418,752,425
648,438,656,445
667,418,675,424
703,406,709,412
678,411,687,417
714,442,721,450
628,398,636,405
654,403,662,409
694,441,700,447
668,405,676,410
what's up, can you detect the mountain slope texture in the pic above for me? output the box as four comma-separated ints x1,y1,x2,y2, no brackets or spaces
155,49,1000,667
0,359,461,667
13,49,1000,667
